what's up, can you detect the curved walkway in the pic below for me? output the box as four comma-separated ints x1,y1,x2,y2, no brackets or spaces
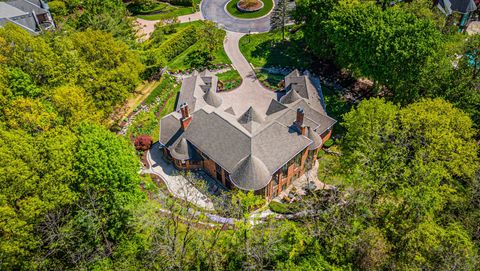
218,31,278,114
144,144,215,211
201,0,275,33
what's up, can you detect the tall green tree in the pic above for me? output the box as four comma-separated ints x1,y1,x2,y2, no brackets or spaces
58,29,144,108
326,3,443,102
293,0,339,58
341,98,479,269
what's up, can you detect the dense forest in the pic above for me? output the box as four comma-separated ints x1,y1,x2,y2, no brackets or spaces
0,0,479,270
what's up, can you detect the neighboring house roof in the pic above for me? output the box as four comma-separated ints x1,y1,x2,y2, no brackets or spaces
159,70,337,191
0,3,28,18
0,0,54,34
437,0,478,15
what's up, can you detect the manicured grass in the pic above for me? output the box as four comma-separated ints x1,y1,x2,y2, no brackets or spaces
159,92,178,118
239,27,312,68
226,0,274,19
137,6,195,20
269,201,298,214
217,69,242,91
256,70,284,91
128,2,175,15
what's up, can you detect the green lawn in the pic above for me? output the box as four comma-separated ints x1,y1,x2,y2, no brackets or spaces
130,0,199,21
239,28,312,68
159,92,178,118
226,0,274,19
256,70,284,91
217,69,242,91
128,2,175,15
137,6,196,20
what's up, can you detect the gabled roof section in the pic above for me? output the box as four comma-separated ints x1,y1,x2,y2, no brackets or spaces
237,106,264,133
224,106,236,115
437,0,477,15
266,99,288,115
280,89,302,104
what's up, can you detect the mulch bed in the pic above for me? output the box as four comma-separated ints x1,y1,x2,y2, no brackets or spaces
238,0,262,11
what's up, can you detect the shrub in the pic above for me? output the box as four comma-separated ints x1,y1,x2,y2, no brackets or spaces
134,135,153,151
269,201,295,214
49,1,68,16
186,47,213,69
323,138,334,148
317,149,326,158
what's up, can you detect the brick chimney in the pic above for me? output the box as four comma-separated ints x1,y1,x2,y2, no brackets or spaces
295,107,306,135
180,103,192,130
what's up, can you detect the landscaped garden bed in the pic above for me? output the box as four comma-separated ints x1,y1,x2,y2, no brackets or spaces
217,69,242,91
125,75,180,140
236,0,264,12
255,70,284,91
226,0,274,19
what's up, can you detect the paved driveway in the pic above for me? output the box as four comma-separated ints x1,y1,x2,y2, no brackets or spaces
218,31,280,115
201,0,275,33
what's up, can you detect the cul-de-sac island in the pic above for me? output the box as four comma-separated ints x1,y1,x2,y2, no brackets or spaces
1,0,479,270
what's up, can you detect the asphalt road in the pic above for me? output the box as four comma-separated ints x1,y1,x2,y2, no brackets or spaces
201,0,275,33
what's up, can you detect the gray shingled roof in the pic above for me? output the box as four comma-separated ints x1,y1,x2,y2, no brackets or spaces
306,127,322,150
279,89,302,104
170,137,197,160
0,3,27,18
437,0,477,15
203,88,222,107
230,155,271,191
237,106,264,133
159,69,337,191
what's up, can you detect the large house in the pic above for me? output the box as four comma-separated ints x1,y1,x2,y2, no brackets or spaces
159,70,336,200
0,0,55,34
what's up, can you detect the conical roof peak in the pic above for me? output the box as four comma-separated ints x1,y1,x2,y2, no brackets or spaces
170,138,196,160
230,154,271,191
203,88,222,107
306,127,322,150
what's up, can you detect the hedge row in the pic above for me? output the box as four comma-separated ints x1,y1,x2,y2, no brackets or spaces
153,25,199,63
164,0,194,7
